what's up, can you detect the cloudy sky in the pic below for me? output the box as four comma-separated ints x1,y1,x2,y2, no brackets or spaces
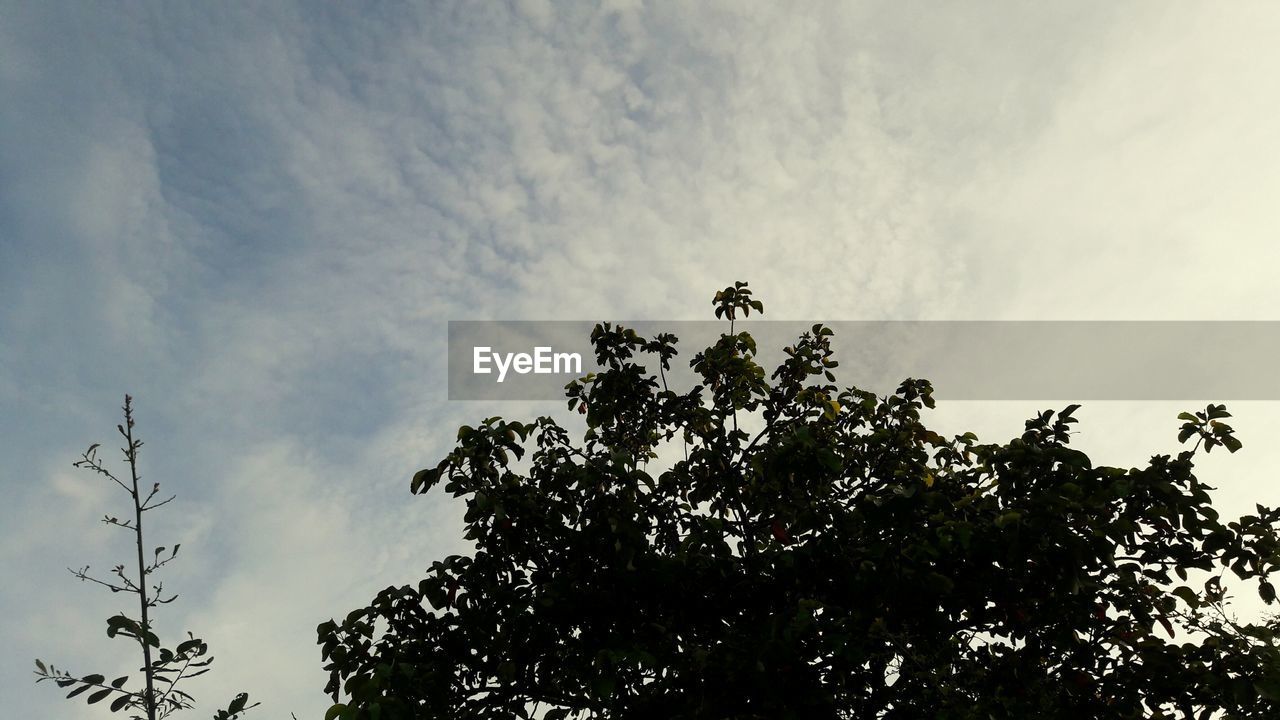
4,2,1280,717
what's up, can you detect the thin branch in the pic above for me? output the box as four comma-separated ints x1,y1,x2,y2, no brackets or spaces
68,566,138,594
74,451,132,495
142,494,176,512
153,648,200,710
103,515,136,530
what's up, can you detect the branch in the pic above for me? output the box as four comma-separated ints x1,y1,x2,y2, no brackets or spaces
33,663,143,711
69,565,138,594
142,494,176,512
102,515,136,530
73,446,132,495
146,580,179,608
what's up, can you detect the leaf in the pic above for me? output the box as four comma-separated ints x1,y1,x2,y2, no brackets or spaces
592,676,616,699
111,675,127,689
1206,404,1232,420
1260,579,1277,604
1172,586,1200,608
67,684,92,699
34,659,46,673
771,520,791,544
87,688,113,704
817,448,842,473
823,399,841,420
923,572,954,595
994,511,1022,528
1255,677,1280,701
106,615,135,639
325,704,348,720
110,694,130,712
411,468,437,494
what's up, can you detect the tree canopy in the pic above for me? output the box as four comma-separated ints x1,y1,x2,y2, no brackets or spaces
319,283,1280,719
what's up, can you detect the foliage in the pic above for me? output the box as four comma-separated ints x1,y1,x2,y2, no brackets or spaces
319,284,1280,719
35,396,259,720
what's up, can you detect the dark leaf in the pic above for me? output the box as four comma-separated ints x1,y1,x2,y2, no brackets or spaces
86,688,113,704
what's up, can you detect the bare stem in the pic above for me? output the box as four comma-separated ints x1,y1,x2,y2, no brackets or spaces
122,396,158,720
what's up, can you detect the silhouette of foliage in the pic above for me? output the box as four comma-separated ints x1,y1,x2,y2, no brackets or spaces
35,396,259,720
320,284,1280,719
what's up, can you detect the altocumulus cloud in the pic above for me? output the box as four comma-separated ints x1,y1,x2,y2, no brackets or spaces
3,2,1280,717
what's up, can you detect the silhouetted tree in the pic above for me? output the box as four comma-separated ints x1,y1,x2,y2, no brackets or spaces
320,284,1280,719
35,396,258,720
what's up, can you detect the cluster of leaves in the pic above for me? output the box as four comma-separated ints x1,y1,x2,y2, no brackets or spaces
34,396,259,720
319,284,1280,719
36,647,250,720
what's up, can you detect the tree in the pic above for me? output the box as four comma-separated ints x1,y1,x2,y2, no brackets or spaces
319,283,1280,719
35,395,259,720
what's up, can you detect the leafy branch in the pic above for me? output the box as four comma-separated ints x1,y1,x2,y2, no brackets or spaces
35,395,259,720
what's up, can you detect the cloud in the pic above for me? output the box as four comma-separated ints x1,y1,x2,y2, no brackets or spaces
954,4,1280,319
4,2,1280,718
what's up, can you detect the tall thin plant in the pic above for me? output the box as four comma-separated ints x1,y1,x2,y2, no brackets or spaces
35,395,258,720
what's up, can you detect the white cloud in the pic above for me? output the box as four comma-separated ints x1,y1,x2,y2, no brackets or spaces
4,2,1280,717
955,4,1280,319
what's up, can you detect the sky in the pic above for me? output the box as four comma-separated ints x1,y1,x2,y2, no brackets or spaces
4,2,1280,717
